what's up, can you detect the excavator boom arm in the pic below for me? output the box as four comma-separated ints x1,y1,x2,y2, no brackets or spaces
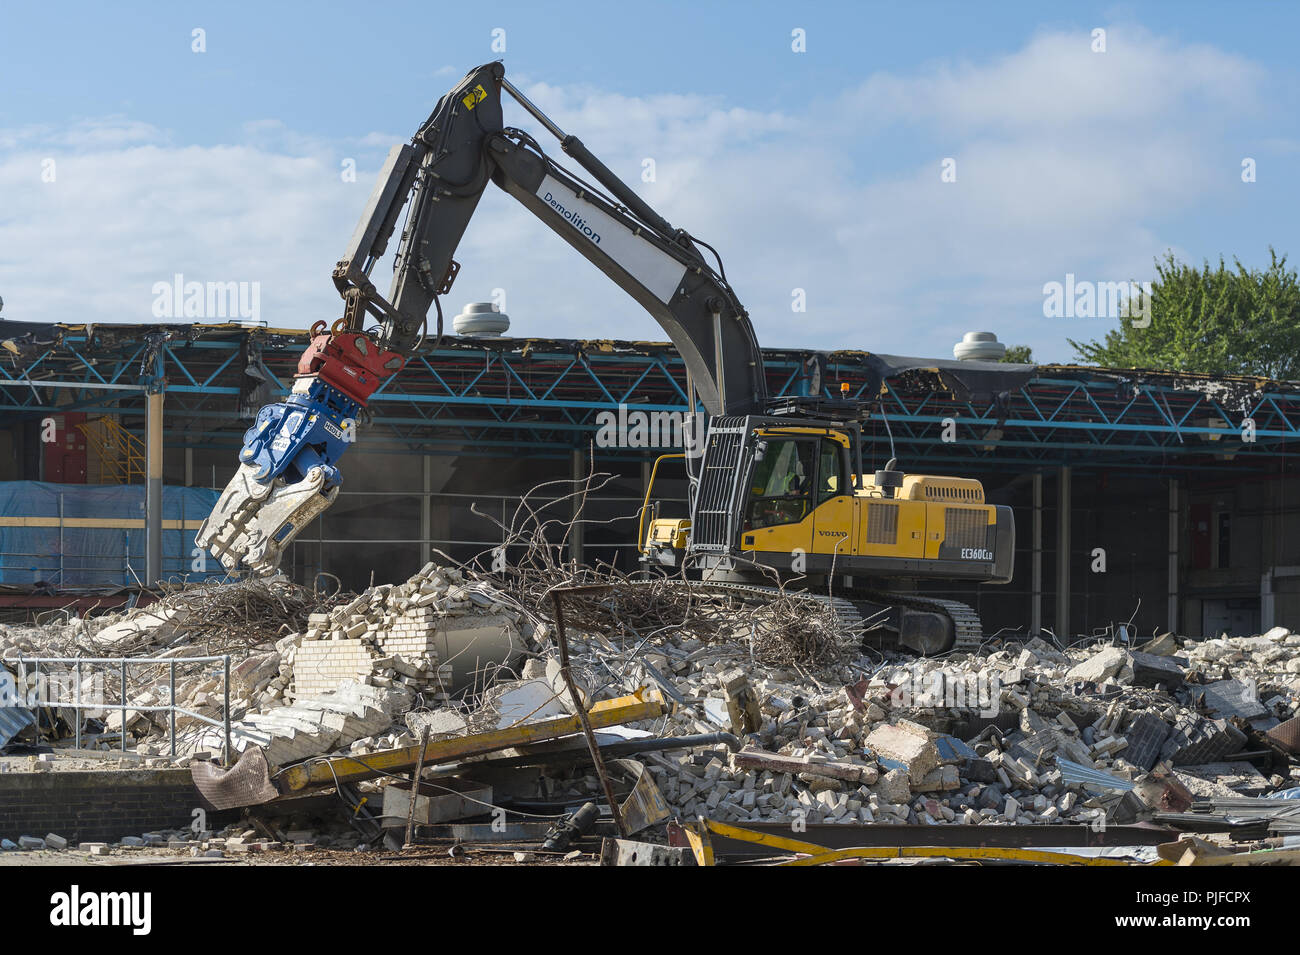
199,61,766,575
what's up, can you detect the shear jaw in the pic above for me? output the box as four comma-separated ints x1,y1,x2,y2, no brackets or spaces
197,463,338,576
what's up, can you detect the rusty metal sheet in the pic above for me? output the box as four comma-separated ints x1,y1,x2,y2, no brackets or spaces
1266,715,1300,755
191,747,279,810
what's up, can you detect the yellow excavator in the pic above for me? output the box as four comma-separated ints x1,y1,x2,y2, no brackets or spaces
198,61,1014,655
640,415,1013,653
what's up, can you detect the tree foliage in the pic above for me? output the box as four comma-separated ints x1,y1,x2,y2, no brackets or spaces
1069,248,1300,380
1000,344,1034,363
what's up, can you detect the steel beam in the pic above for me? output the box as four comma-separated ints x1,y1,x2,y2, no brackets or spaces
5,324,1300,473
1168,479,1179,633
1031,471,1042,638
145,385,164,584
571,446,586,565
1055,465,1071,640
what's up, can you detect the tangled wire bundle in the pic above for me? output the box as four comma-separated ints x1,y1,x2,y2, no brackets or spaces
461,470,858,668
95,575,342,656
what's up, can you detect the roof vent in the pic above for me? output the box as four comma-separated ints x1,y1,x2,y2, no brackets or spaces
453,302,510,337
954,331,1005,362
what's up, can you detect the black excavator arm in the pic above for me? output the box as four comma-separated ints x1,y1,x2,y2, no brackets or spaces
335,61,767,417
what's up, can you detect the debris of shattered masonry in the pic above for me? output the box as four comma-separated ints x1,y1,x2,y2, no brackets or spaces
2,552,1299,844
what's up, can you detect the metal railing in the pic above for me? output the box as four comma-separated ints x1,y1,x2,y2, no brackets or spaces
5,654,232,765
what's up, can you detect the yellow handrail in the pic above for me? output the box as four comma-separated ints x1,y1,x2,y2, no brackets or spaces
638,453,685,552
75,416,145,484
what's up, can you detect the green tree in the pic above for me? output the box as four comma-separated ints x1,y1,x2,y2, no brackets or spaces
1000,344,1034,363
1069,248,1300,380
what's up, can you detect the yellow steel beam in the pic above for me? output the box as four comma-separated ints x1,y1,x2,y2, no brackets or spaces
779,846,1167,867
698,819,830,857
682,817,715,867
276,689,668,793
0,517,204,529
689,819,1169,867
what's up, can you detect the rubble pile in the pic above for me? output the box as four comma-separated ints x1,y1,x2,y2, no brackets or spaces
0,576,332,661
199,680,413,767
538,625,1300,828
0,566,526,765
0,577,335,755
3,552,1298,852
180,563,529,766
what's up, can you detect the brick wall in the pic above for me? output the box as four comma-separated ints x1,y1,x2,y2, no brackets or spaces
0,768,234,844
292,639,374,699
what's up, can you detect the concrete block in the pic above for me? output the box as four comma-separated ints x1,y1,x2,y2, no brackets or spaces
874,768,912,804
913,765,961,792
865,721,939,784
1160,714,1247,765
381,779,493,827
1065,646,1128,685
1123,712,1171,771
1127,651,1185,689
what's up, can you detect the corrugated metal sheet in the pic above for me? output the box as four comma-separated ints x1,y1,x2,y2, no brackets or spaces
0,668,36,748
0,706,35,748
1056,757,1135,794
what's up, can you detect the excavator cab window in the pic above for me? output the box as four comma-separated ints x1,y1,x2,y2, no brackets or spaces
746,438,815,529
817,438,849,504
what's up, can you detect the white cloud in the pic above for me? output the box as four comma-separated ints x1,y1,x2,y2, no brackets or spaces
0,24,1272,365
842,25,1262,134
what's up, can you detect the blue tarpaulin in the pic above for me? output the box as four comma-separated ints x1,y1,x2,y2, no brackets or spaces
0,481,223,588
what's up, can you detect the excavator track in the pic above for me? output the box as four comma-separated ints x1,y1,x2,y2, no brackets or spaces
849,589,984,655
627,578,982,657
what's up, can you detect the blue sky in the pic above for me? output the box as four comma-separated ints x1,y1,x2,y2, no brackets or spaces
3,1,1298,361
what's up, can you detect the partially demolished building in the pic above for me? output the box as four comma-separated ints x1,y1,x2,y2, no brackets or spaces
3,318,1300,639
2,319,1300,867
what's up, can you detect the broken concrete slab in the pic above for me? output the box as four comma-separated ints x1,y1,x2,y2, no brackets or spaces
233,651,281,697
1141,632,1180,656
480,678,567,730
913,764,961,792
1173,762,1269,799
730,747,878,785
1197,679,1268,721
93,606,184,649
1127,651,1185,689
405,708,468,741
1064,646,1129,685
